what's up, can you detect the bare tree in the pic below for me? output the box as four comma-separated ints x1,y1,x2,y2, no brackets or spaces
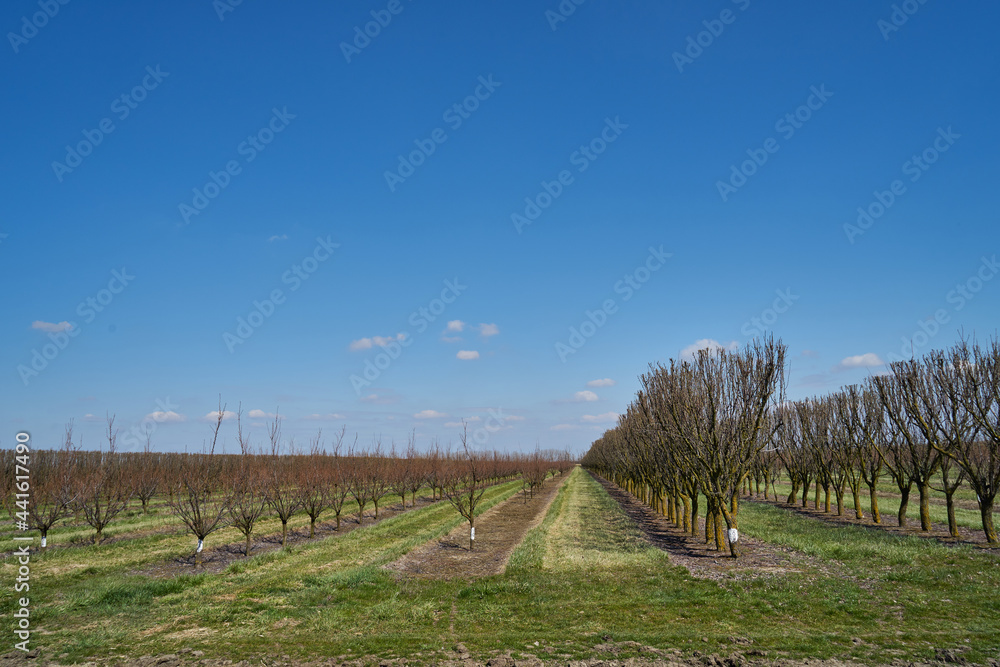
169,400,231,567
443,424,490,550
227,406,269,556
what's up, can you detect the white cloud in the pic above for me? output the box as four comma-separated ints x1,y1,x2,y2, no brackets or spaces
456,350,480,360
146,411,185,423
581,412,619,423
248,409,282,419
360,392,398,405
586,378,616,388
414,410,447,419
267,234,288,242
303,413,346,421
835,353,885,371
446,320,465,332
478,323,499,337
680,338,739,361
82,413,101,422
32,320,73,333
573,390,599,402
203,410,237,421
551,424,580,431
349,333,406,351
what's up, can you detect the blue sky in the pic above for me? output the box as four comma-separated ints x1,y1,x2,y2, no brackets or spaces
2,0,998,455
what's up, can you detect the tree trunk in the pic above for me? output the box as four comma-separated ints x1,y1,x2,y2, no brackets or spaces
851,485,863,520
714,510,725,552
705,506,714,544
980,499,998,544
730,493,738,517
689,491,699,536
869,483,881,524
945,492,958,538
814,479,821,509
281,520,288,548
898,485,910,527
918,481,932,531
823,484,831,513
682,495,691,533
720,507,741,558
787,478,799,505
94,527,102,545
469,517,475,551
246,534,252,557
310,517,316,538
834,486,844,516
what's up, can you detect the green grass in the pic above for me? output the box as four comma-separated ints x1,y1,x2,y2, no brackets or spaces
4,469,999,665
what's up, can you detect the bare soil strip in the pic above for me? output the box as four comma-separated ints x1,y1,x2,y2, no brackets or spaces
590,472,835,581
132,494,441,578
387,473,570,579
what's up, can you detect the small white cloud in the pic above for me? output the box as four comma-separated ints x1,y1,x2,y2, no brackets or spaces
446,320,465,332
586,378,616,388
680,338,739,361
457,350,480,360
146,411,185,423
32,320,74,333
268,234,288,242
82,413,101,422
551,424,580,431
414,410,447,419
478,323,499,337
573,390,599,402
349,333,406,351
835,353,885,371
203,410,237,421
303,413,346,421
581,412,619,423
248,409,283,419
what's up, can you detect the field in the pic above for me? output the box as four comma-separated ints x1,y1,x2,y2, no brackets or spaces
3,466,1000,667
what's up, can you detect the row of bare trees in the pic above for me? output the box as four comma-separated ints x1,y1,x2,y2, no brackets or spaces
2,407,574,565
582,337,1000,554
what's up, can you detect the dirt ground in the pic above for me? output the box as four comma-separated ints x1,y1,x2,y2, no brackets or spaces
590,473,841,581
5,645,996,667
386,473,569,579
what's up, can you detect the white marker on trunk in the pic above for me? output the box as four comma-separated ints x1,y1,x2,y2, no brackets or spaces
728,528,739,543
470,527,475,540
40,536,47,548
196,539,204,553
